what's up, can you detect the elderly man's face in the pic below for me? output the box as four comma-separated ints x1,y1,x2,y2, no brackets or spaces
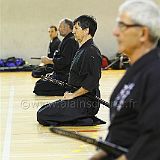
58,21,68,37
113,12,143,56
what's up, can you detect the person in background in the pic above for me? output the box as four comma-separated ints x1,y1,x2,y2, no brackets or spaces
37,15,105,126
90,0,160,160
32,25,61,78
33,19,79,96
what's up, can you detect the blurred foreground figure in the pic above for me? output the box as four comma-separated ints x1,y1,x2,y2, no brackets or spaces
90,0,160,160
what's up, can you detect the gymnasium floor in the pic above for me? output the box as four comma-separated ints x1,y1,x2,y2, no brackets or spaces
1,70,125,160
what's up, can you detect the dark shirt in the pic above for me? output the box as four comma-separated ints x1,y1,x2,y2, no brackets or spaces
53,32,79,75
68,39,102,94
106,47,160,160
47,37,61,58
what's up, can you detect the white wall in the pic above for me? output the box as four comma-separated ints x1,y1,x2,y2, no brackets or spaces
0,0,160,64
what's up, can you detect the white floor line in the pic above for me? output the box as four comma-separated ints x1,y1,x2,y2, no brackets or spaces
2,86,14,160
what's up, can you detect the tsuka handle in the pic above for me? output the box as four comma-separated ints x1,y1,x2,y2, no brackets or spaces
31,57,41,60
50,127,128,156
94,95,110,107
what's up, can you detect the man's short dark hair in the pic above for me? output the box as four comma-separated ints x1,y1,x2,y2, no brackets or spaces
64,19,74,30
49,25,58,31
73,15,97,37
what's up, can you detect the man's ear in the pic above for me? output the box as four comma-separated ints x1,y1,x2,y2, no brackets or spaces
139,27,149,42
84,28,89,35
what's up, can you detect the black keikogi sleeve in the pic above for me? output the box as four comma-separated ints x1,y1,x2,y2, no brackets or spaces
53,38,78,71
47,38,61,58
79,46,102,92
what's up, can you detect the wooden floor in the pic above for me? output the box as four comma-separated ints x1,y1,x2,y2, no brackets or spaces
0,70,125,160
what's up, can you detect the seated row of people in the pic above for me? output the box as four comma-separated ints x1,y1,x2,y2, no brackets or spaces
33,19,79,96
36,15,106,126
32,14,160,128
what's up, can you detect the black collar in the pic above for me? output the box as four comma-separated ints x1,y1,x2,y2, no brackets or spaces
63,32,74,40
79,38,94,50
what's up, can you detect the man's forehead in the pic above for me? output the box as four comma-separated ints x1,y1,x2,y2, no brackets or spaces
59,20,65,26
116,12,132,23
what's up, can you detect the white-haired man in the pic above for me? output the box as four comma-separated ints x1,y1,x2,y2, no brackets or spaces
91,0,160,160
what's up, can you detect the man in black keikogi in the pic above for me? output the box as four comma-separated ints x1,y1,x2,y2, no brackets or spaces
37,15,105,126
33,19,79,96
32,25,61,78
